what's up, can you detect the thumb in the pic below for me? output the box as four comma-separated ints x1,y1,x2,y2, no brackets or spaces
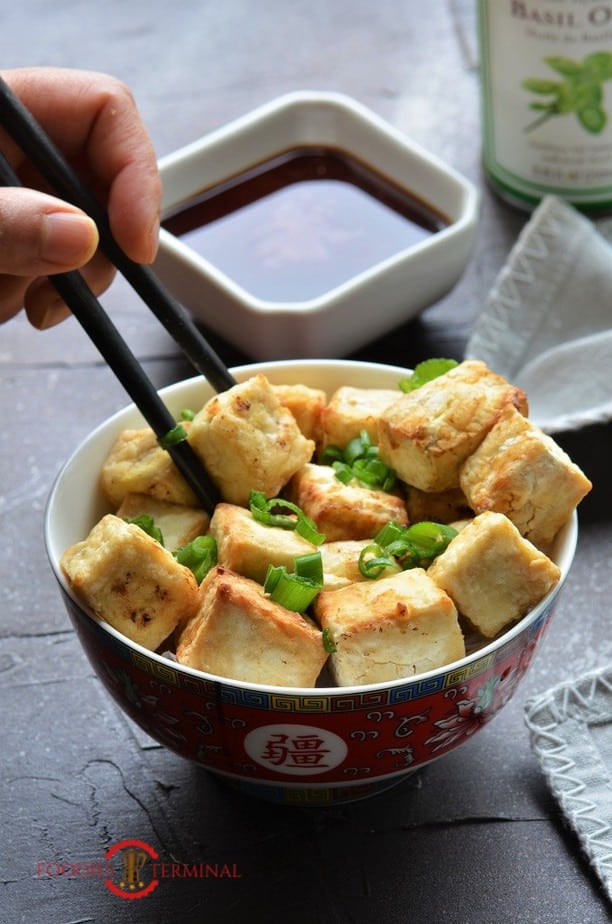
0,187,99,276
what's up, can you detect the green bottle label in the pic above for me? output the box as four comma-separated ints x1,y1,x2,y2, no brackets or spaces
478,0,612,209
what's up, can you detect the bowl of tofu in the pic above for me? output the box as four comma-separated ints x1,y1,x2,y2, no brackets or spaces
45,359,589,806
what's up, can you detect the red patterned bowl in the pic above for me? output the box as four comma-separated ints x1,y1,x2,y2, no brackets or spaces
45,360,577,805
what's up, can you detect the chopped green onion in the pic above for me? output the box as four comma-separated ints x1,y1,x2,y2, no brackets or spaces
295,516,325,546
324,431,397,493
374,521,405,547
331,461,354,484
294,551,324,585
158,423,188,449
180,408,196,421
359,520,458,578
173,535,217,583
124,514,164,546
344,430,372,465
385,539,421,569
358,543,395,579
320,445,344,465
322,627,337,654
403,521,458,559
264,552,323,613
352,457,396,491
399,358,458,393
249,491,325,545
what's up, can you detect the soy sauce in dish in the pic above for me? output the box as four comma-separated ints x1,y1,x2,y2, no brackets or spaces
162,147,449,303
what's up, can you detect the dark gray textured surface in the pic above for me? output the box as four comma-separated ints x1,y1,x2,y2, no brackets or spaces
2,2,611,921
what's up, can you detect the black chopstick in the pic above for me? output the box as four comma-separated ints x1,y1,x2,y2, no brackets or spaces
0,75,236,394
0,151,220,515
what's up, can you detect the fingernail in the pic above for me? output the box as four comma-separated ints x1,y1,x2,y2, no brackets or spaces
147,215,160,263
35,299,71,330
25,279,69,330
41,212,99,265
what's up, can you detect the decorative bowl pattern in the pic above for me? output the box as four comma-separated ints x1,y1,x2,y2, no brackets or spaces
45,361,577,805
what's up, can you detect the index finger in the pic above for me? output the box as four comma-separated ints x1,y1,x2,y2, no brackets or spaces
0,66,162,264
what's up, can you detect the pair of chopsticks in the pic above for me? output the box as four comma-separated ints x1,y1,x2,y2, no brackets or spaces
0,76,237,514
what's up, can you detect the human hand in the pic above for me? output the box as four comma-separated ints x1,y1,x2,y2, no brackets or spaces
0,66,162,328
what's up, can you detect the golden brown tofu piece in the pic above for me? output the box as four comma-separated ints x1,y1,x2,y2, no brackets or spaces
187,373,315,506
459,406,592,548
314,568,465,686
176,566,328,686
272,383,327,442
209,502,317,585
378,360,528,492
428,511,561,638
116,493,209,552
405,485,473,524
101,427,198,508
286,463,408,542
60,514,199,650
319,386,400,449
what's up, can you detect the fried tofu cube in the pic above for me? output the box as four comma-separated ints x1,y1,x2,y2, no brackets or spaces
272,383,327,442
405,485,473,525
286,463,408,542
187,374,315,506
209,503,317,584
115,493,209,552
427,511,561,638
101,427,198,508
176,566,328,686
60,514,199,650
459,407,592,548
319,386,400,449
314,568,465,685
378,360,528,492
210,503,389,590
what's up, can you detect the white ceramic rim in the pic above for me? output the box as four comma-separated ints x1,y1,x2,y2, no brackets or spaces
45,359,577,698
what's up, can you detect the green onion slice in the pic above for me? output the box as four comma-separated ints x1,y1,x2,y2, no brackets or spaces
295,551,324,585
320,445,344,465
264,551,324,613
344,430,371,465
180,408,196,421
158,423,188,449
323,429,396,493
359,520,458,578
249,491,325,545
374,521,405,547
358,543,396,579
403,521,458,559
173,535,217,583
124,514,164,546
352,457,396,491
399,358,458,393
331,461,354,485
322,627,337,654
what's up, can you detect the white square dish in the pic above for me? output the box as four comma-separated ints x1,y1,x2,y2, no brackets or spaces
154,91,479,360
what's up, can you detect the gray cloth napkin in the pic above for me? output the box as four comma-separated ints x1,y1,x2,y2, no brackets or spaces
525,666,612,903
469,196,612,901
465,195,612,433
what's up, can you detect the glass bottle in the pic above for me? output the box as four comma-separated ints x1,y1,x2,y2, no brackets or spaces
478,0,612,211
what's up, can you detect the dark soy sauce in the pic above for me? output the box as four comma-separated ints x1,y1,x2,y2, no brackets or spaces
163,147,449,302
